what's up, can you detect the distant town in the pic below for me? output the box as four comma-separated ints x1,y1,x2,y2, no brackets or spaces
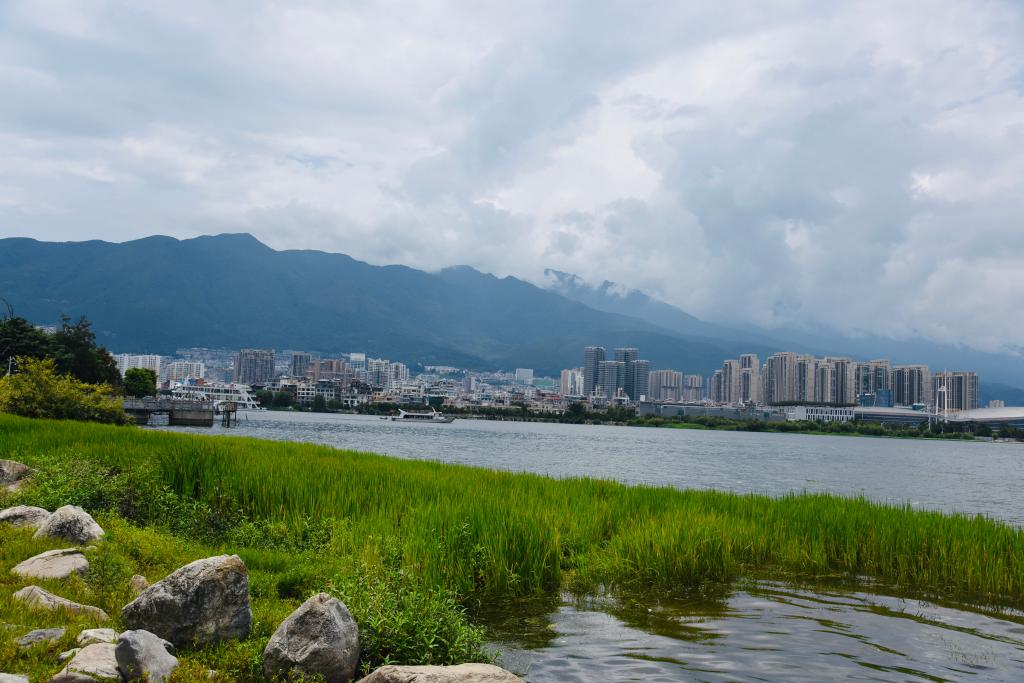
111,343,1023,431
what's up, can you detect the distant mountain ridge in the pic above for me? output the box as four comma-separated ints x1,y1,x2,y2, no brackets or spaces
544,269,1024,395
0,234,770,376
2,233,1021,396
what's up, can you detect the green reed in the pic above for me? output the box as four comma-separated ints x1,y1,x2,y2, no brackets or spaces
2,414,1022,606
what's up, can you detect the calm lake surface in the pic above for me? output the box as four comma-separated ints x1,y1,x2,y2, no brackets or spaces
156,411,1024,682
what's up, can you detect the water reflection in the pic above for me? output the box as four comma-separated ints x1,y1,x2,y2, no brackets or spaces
487,582,1024,682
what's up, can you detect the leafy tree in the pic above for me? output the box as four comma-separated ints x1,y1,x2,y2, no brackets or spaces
51,315,120,385
312,394,328,412
0,356,129,424
0,310,52,372
254,389,275,407
273,391,294,408
123,368,157,397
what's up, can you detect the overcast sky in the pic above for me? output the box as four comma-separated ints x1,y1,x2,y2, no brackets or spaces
1,1,1022,352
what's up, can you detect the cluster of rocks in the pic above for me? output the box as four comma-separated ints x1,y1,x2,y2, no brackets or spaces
2,459,520,682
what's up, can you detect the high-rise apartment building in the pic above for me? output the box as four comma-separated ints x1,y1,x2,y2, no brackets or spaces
739,354,761,404
932,371,979,413
597,360,625,399
583,346,606,396
515,368,534,386
683,375,704,402
560,368,584,396
795,355,817,403
291,353,312,378
821,357,855,405
764,352,797,404
649,370,683,402
390,362,410,386
892,365,931,407
721,359,741,405
614,348,639,398
855,359,891,396
233,349,275,385
367,358,391,388
709,369,725,404
633,360,650,400
162,360,205,383
116,354,162,378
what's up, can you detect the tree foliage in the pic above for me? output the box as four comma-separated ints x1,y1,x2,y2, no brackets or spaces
123,368,157,398
0,356,129,424
0,310,119,386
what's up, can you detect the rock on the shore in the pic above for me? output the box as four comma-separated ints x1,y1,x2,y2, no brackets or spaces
262,592,359,683
0,505,51,529
12,586,109,622
121,554,252,648
359,664,524,683
12,548,89,580
58,649,81,662
116,630,179,683
33,505,104,544
77,628,119,646
128,575,148,595
0,674,30,683
0,459,33,492
46,673,94,683
16,627,65,648
61,643,120,680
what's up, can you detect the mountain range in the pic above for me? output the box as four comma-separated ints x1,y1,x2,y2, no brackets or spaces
2,233,1022,400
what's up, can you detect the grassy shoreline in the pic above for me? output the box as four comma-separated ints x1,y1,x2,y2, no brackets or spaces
2,413,1023,679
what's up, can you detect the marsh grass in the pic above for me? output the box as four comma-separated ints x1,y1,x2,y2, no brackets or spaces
3,414,1021,606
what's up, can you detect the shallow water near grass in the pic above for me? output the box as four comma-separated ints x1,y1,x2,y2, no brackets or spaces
156,411,1024,681
484,582,1024,682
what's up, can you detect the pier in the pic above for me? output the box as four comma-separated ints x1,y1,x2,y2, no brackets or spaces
123,397,216,426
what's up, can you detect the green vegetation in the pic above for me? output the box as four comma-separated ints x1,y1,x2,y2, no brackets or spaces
3,413,1023,679
0,357,129,424
0,312,120,386
122,367,157,398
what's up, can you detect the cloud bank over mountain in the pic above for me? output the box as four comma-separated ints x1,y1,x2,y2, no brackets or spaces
1,1,1022,353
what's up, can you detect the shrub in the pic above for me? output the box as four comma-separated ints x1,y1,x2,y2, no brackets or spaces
0,356,129,424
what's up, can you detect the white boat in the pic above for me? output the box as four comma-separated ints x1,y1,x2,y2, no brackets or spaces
170,381,263,410
390,408,455,423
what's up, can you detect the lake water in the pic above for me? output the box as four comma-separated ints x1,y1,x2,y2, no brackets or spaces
156,411,1024,681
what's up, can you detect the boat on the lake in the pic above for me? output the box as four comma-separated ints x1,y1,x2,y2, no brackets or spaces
390,408,455,423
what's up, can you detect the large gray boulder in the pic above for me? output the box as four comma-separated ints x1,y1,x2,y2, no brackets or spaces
120,554,252,648
262,593,359,683
0,459,32,492
116,630,179,683
0,505,51,529
359,664,523,683
0,674,29,683
16,627,65,648
60,643,120,680
12,548,89,580
12,586,109,621
33,506,104,544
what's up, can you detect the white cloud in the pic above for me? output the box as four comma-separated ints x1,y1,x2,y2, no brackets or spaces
0,0,1023,353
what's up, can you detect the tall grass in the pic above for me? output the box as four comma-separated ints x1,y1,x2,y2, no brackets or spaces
2,414,1023,607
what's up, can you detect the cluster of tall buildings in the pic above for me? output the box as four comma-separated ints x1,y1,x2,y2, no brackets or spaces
581,346,651,400
719,352,979,412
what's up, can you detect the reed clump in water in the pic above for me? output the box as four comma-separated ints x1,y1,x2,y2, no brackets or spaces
3,413,1022,607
